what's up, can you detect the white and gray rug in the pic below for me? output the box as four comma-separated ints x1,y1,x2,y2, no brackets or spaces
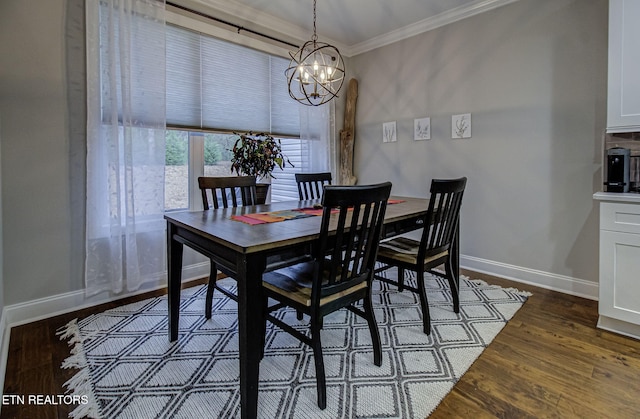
59,270,530,419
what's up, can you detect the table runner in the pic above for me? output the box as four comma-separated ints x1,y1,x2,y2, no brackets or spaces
231,199,406,225
231,208,318,225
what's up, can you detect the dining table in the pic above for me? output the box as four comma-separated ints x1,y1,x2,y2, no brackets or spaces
164,196,459,419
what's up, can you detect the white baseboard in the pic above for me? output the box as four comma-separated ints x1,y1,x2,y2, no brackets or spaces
461,255,599,301
597,315,640,340
0,257,599,400
3,263,209,329
0,309,8,398
0,262,209,399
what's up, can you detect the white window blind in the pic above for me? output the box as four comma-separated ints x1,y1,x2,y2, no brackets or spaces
166,24,300,137
270,139,307,202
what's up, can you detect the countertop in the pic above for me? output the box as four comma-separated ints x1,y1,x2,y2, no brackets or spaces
593,192,640,203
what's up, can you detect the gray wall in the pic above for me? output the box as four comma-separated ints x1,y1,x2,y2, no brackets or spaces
0,0,607,309
349,0,607,285
0,110,4,315
0,0,84,306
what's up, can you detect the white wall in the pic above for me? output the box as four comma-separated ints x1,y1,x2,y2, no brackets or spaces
349,0,607,296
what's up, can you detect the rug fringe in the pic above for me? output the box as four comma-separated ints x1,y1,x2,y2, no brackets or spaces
468,278,533,297
57,319,102,419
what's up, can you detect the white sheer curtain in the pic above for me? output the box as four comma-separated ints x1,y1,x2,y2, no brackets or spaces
299,102,335,174
85,0,167,296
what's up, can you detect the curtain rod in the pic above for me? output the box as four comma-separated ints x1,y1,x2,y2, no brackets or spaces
166,2,299,49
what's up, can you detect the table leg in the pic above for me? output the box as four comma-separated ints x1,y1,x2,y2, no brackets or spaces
167,222,183,342
236,253,266,419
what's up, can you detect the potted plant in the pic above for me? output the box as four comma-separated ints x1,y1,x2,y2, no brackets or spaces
230,132,292,203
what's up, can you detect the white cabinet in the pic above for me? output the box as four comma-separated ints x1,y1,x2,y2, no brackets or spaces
607,0,640,132
595,195,640,339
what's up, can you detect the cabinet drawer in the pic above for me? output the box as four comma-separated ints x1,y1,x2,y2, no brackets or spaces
601,202,640,234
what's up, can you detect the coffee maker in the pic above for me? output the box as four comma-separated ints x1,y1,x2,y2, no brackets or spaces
605,147,630,193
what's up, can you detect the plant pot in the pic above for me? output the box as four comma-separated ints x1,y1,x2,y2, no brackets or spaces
256,183,270,205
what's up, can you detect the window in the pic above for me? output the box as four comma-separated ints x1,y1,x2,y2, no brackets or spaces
164,131,304,210
164,23,313,210
85,1,332,294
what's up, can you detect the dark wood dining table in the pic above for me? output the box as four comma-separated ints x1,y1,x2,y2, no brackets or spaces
164,196,458,419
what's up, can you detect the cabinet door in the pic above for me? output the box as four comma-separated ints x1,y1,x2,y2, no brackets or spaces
607,0,640,132
599,230,640,324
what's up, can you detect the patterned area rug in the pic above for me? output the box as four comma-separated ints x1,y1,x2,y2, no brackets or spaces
59,270,530,418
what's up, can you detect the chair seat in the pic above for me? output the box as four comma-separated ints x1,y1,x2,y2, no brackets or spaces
263,261,367,307
378,236,448,265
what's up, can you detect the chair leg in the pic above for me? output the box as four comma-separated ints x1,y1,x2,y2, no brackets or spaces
444,257,460,313
416,270,431,334
363,293,382,366
205,259,217,319
397,267,405,292
310,316,326,410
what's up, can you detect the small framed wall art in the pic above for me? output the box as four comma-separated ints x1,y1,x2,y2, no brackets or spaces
451,113,471,139
414,117,431,140
383,121,397,143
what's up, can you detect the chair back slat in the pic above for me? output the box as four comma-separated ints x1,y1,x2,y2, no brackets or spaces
315,182,392,301
420,177,467,258
348,204,365,276
362,202,383,271
197,176,257,210
295,172,332,200
328,207,349,283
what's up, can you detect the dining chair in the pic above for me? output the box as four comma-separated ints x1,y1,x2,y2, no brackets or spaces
295,172,332,200
198,175,257,210
198,176,257,318
261,182,392,409
374,177,467,334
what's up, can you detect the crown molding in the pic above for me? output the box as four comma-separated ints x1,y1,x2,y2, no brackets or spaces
344,0,521,56
184,0,348,52
177,0,520,58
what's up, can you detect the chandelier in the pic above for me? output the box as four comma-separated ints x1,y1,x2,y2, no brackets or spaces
286,0,345,106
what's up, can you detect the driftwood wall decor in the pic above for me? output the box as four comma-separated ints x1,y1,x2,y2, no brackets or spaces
339,78,358,185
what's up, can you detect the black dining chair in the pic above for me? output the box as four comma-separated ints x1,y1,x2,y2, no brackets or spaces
199,175,257,210
198,176,257,318
374,177,467,334
295,172,332,200
261,182,392,409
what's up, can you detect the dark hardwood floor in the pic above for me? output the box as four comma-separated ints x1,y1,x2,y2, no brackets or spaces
2,271,640,418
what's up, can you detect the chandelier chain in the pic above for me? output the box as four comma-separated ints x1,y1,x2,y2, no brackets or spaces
312,0,318,42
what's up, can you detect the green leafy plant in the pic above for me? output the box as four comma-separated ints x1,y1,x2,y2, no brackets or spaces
230,132,292,179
